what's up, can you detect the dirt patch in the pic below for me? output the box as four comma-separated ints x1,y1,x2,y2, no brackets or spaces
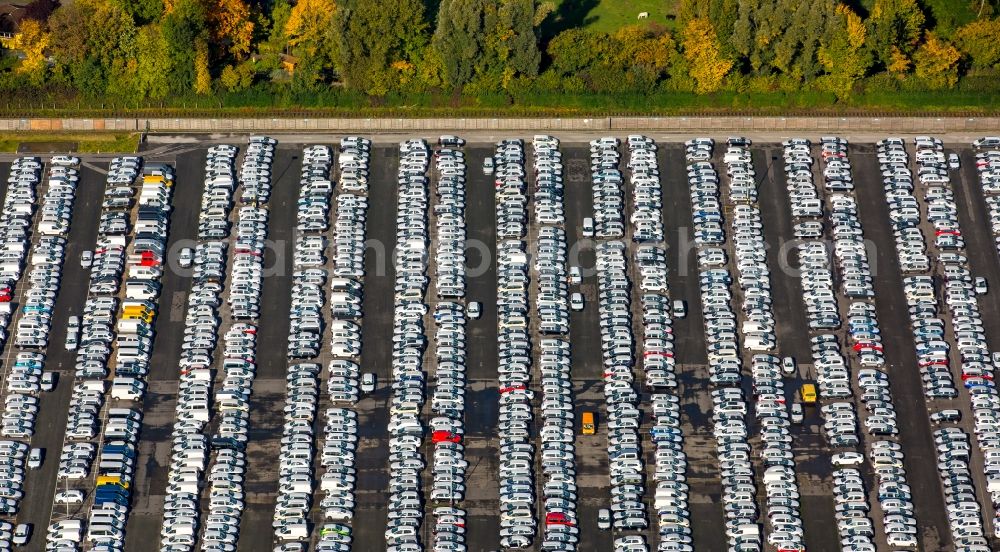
17,141,78,153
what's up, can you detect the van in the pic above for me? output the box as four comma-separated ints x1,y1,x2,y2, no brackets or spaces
275,523,308,541
581,412,596,435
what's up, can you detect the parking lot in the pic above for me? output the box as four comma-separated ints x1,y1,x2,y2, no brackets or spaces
1,132,1000,552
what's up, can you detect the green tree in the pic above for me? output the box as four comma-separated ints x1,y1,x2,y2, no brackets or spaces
495,0,540,86
112,0,163,24
160,0,208,94
432,0,488,87
955,18,1000,68
194,39,212,94
868,0,925,68
818,4,871,98
133,24,172,100
334,0,429,95
913,32,961,88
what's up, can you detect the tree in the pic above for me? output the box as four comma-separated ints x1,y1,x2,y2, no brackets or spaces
15,19,48,81
818,4,871,98
285,0,337,54
334,0,429,95
194,39,212,93
682,17,732,93
432,0,539,90
495,0,540,86
134,24,172,99
955,18,1000,68
868,0,925,67
913,32,961,89
160,0,208,93
208,0,254,59
432,0,488,87
112,0,163,24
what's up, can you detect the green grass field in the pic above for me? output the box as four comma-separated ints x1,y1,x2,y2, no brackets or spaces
545,0,674,34
0,133,140,153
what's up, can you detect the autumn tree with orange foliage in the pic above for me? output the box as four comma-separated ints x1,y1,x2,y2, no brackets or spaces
681,17,732,93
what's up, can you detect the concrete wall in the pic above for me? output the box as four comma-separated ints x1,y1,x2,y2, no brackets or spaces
0,116,996,133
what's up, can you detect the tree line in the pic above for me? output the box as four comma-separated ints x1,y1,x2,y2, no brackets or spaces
1,0,1000,108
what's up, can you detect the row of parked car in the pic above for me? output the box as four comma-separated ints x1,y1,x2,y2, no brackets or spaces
433,146,466,299
271,362,320,543
287,145,332,359
628,135,663,243
685,143,725,249
48,156,161,550
722,137,756,203
384,139,430,551
529,136,577,552
14,157,70,350
725,141,808,550
811,138,914,549
626,136,688,551
783,140,823,225
494,138,536,549
534,137,570,336
196,139,275,549
428,137,469,551
495,139,527,241
927,139,998,548
227,188,271,322
0,157,62,547
82,409,143,548
723,141,774,353
239,136,277,204
934,427,989,549
533,136,564,227
160,145,238,552
592,138,646,538
902,164,968,395
0,157,41,336
82,161,174,550
972,140,1000,539
686,141,763,552
591,137,625,239
313,138,372,550
877,138,931,273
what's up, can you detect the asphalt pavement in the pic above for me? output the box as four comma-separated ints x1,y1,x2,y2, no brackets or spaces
8,135,1000,552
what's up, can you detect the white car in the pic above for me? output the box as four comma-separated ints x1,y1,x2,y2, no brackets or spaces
468,301,481,319
178,247,194,268
80,250,93,269
975,276,988,295
832,452,864,467
570,293,584,311
782,357,796,376
360,373,375,394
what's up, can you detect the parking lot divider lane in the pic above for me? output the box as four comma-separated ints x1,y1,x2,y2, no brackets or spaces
157,144,238,552
627,135,690,551
494,138,537,548
684,138,764,551
384,139,430,550
915,136,997,548
0,156,61,533
41,155,160,550
196,135,275,550
530,135,577,548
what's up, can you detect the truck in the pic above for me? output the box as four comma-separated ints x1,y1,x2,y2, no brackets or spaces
581,412,596,435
